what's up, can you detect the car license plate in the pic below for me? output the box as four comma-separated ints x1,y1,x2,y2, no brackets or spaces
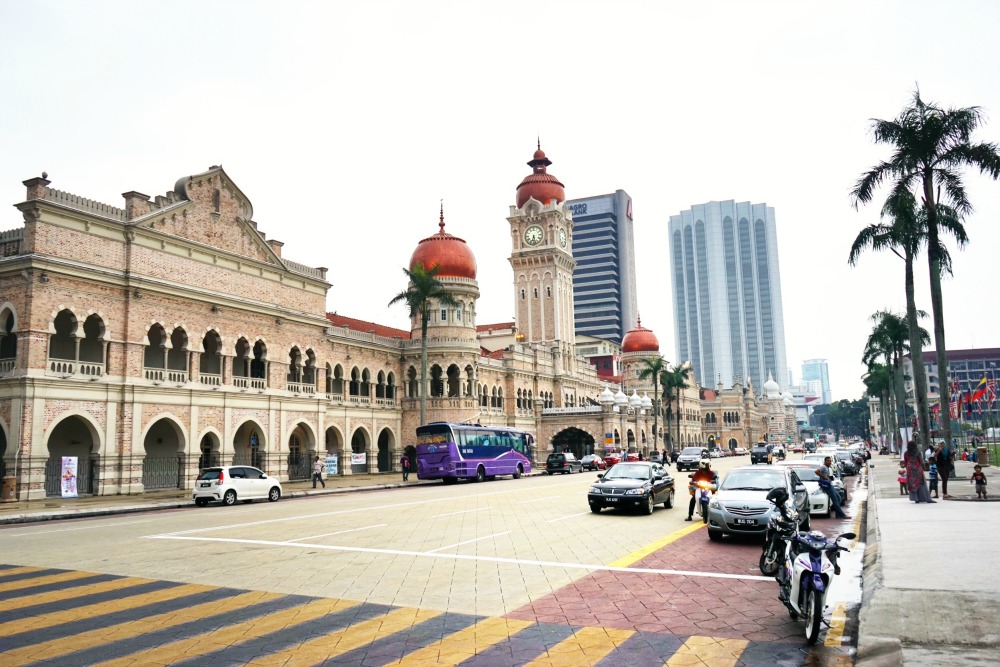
735,518,756,526
200,482,210,487
606,497,618,502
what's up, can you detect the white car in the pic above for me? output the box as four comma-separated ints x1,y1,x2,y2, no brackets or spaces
193,466,282,506
792,458,848,507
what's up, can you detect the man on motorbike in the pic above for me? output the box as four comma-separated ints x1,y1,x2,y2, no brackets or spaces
685,459,719,521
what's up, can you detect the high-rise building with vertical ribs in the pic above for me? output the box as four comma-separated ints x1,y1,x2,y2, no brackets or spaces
668,200,788,393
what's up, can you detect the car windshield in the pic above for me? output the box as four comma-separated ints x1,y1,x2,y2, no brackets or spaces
681,448,702,455
836,452,851,460
604,464,652,481
752,446,767,452
720,469,784,491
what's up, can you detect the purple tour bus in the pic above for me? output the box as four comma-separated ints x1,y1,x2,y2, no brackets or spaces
415,422,534,484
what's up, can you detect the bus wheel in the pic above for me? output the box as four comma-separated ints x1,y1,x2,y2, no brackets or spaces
513,464,523,479
475,466,486,483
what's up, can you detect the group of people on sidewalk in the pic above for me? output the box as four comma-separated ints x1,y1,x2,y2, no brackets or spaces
899,440,989,502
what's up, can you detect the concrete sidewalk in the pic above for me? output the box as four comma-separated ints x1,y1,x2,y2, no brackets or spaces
857,454,1000,666
0,472,444,525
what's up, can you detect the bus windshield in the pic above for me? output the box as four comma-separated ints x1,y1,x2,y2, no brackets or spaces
416,424,453,445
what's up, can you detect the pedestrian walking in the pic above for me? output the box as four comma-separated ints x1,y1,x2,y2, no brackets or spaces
928,460,939,498
903,440,934,503
401,453,410,481
937,442,954,498
312,455,325,489
897,463,908,495
972,464,988,500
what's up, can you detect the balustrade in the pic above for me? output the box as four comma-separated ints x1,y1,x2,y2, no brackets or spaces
287,381,316,395
0,359,15,374
200,373,222,387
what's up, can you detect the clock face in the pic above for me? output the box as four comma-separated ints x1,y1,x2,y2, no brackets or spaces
524,225,544,246
558,228,567,248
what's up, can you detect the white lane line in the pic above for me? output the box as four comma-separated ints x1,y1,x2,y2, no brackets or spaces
427,531,510,553
518,496,561,504
287,524,388,543
3,516,190,537
547,511,589,523
432,508,487,518
144,534,774,582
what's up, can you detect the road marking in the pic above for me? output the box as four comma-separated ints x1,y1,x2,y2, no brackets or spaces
88,596,357,667
386,616,534,666
1,586,265,666
287,523,388,542
241,607,442,667
0,582,213,636
824,601,849,646
608,521,705,567
427,531,511,553
518,495,561,503
432,508,487,518
1,576,155,613
0,569,96,593
547,511,589,523
665,635,749,666
0,566,43,577
146,534,774,581
525,626,635,666
3,517,172,537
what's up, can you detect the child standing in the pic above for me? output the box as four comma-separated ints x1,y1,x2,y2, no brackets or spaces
897,463,908,495
971,464,988,500
928,460,939,498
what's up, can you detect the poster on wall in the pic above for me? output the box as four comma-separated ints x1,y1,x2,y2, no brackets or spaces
325,455,339,475
350,452,367,466
60,456,79,498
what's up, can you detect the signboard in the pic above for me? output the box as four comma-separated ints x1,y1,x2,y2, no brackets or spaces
60,456,78,498
350,452,367,465
325,455,338,475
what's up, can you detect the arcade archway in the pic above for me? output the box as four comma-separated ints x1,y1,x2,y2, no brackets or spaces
551,428,596,459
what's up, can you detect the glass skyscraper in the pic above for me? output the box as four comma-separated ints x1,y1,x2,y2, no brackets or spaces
566,190,638,344
668,201,789,392
802,359,832,404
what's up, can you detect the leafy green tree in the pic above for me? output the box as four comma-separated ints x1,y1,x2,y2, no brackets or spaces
388,263,460,425
852,89,1000,444
637,356,667,452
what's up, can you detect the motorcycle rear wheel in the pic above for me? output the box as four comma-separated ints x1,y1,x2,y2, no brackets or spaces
804,588,823,644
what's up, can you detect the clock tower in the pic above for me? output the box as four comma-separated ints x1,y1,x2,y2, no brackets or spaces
508,145,576,362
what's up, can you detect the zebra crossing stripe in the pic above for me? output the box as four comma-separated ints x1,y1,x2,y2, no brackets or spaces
0,577,156,614
665,635,749,667
387,617,534,666
0,570,94,593
524,626,636,667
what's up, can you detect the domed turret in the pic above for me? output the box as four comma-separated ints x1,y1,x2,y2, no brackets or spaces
515,143,565,208
764,372,780,398
409,206,477,279
621,315,659,353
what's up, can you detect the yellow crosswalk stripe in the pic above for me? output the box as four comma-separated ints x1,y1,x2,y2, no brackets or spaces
91,596,360,667
0,566,45,578
525,626,635,667
610,523,705,567
1,585,259,666
242,607,442,667
0,577,156,617
665,635,749,667
0,582,217,636
387,617,534,666
0,569,96,593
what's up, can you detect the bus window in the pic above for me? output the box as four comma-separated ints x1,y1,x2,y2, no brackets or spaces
416,424,454,445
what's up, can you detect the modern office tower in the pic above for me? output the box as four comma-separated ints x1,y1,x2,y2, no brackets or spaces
802,359,832,404
668,200,789,393
564,190,638,344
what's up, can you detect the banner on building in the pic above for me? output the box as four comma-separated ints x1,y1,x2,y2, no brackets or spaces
350,452,367,466
325,455,339,475
60,456,79,498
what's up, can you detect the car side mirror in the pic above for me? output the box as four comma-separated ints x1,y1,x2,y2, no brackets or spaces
596,473,604,479
654,473,664,480
795,484,806,493
839,532,857,540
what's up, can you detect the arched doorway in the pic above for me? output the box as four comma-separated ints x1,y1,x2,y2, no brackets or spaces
350,428,369,474
44,415,97,496
233,421,266,471
199,432,221,469
287,422,314,480
325,426,343,475
142,418,184,489
551,428,595,459
728,437,738,451
0,422,7,479
377,428,394,472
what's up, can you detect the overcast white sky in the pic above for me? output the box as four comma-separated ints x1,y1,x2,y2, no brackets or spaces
2,0,998,400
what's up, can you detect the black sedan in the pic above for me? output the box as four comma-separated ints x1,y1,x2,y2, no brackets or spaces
588,462,675,515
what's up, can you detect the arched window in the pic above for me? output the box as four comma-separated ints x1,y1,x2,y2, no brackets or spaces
325,363,334,394
0,310,15,372
144,324,167,370
430,365,444,398
167,327,187,371
233,337,251,378
251,340,267,379
303,349,317,386
287,347,303,384
446,364,461,397
199,330,222,376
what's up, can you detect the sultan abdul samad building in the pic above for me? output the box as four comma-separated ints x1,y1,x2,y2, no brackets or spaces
0,148,794,499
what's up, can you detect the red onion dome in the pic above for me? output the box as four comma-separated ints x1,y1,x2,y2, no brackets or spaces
515,144,565,208
621,315,660,353
409,207,477,280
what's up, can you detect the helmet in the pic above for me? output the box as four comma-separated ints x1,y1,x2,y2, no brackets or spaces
765,486,788,505
699,459,711,469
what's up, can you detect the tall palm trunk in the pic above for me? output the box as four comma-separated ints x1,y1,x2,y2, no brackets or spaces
893,350,907,450
904,254,931,450
924,178,952,445
652,379,660,453
419,304,429,425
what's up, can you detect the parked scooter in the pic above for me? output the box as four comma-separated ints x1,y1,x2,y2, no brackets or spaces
766,488,855,643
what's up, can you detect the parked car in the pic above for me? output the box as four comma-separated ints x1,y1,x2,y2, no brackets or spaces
602,451,622,467
193,466,282,506
803,452,844,475
676,447,709,471
834,450,857,476
733,446,748,455
750,444,773,465
580,454,606,471
705,464,810,541
708,449,723,459
546,452,583,474
772,461,846,515
791,444,805,453
588,462,675,515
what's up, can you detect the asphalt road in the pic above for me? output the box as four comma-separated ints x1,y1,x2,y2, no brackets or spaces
0,454,865,666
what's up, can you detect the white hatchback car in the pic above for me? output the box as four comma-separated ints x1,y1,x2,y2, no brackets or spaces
192,466,282,506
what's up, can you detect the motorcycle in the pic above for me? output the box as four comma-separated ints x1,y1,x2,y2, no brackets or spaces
759,489,800,576
768,489,856,644
694,479,716,523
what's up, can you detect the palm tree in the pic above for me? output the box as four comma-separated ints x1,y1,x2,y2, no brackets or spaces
863,363,895,445
852,88,1000,446
661,362,692,453
388,263,460,425
637,356,667,453
848,189,962,450
863,311,908,451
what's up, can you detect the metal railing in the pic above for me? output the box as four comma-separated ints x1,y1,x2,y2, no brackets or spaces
142,456,182,489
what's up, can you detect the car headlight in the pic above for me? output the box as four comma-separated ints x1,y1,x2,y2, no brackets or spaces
625,487,647,495
589,487,602,494
810,487,826,496
708,497,721,509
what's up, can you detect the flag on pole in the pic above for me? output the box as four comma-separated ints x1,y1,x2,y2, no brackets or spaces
969,376,989,403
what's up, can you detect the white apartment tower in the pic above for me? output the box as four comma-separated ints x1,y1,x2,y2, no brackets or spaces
669,200,789,393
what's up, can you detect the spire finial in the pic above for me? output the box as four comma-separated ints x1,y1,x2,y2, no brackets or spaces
636,312,642,328
439,199,445,232
537,136,541,151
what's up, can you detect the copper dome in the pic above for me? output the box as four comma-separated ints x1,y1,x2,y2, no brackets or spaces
621,316,660,353
515,145,565,208
409,209,477,280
